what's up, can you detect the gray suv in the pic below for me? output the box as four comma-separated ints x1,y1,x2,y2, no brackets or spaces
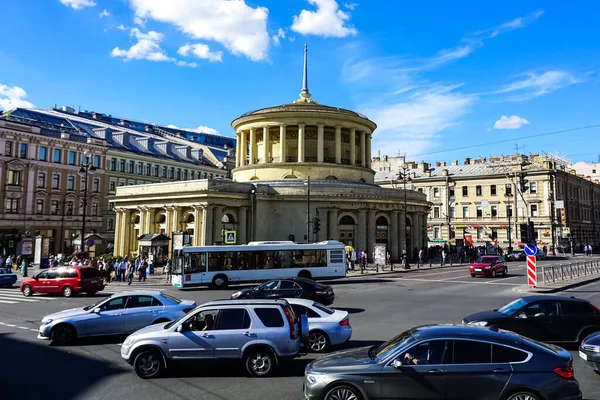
121,299,308,378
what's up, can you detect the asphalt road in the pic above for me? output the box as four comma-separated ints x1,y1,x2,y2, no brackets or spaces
1,259,599,400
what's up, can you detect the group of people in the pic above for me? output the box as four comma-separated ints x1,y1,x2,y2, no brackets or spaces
97,257,149,285
584,244,594,256
0,254,31,276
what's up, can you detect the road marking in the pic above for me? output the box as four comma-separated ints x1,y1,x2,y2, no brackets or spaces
0,296,40,303
391,277,522,286
0,299,18,304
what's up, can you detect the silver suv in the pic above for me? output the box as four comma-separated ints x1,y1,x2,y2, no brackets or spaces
121,299,308,378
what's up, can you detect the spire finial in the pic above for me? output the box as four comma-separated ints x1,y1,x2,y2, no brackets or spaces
295,43,314,103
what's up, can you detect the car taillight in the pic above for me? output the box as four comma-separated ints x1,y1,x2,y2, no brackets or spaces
283,306,296,340
590,302,600,313
554,365,574,379
315,291,326,295
339,318,349,327
183,308,193,314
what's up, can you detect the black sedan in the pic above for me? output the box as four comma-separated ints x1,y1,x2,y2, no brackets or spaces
230,277,335,305
580,331,600,375
463,295,600,343
304,324,582,400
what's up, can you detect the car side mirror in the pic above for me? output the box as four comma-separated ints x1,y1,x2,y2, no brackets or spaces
33,276,39,281
93,307,101,314
176,325,183,333
392,359,403,369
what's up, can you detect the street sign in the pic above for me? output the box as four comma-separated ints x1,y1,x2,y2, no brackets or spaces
86,239,95,247
524,244,537,256
562,227,571,236
225,230,236,244
527,255,537,287
555,200,564,208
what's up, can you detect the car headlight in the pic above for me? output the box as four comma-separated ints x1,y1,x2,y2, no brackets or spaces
231,291,241,299
306,373,327,385
485,266,491,269
583,344,600,353
123,336,134,346
41,319,53,325
468,321,488,326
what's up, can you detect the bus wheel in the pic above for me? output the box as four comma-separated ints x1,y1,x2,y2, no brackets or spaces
212,275,228,289
298,270,312,279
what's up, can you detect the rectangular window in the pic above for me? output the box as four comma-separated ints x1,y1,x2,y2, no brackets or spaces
67,175,75,190
66,201,73,215
505,184,512,196
476,206,483,218
119,181,125,187
92,203,98,216
491,205,498,217
183,169,188,180
154,165,159,177
491,229,498,240
162,166,167,178
462,206,469,218
138,162,143,175
490,185,497,196
109,180,116,192
82,154,88,165
108,219,114,231
5,141,13,157
529,182,537,193
68,151,76,165
433,227,440,239
51,200,60,215
36,199,44,214
80,176,87,190
93,155,100,168
433,207,440,218
20,143,28,159
169,167,175,179
53,149,61,163
531,204,539,217
5,199,19,214
128,160,134,173
119,159,125,172
146,163,151,176
476,185,482,196
216,308,251,330
433,187,439,198
176,168,181,180
37,172,46,188
449,186,455,197
449,206,455,218
7,170,21,185
52,173,60,189
462,186,468,196
110,158,117,171
506,205,513,217
254,308,284,328
477,228,484,239
39,147,47,161
92,178,99,193
190,171,195,180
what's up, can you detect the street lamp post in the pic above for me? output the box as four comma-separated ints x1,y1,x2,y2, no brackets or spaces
78,156,96,252
397,164,412,269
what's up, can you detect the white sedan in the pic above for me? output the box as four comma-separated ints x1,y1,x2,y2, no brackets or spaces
286,297,352,353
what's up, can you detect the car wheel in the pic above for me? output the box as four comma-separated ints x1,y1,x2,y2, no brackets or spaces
22,285,33,297
505,392,540,400
62,286,73,297
502,267,508,277
133,349,163,379
470,274,476,278
492,270,497,278
51,324,76,346
245,348,275,377
324,385,362,400
308,330,330,353
211,274,228,289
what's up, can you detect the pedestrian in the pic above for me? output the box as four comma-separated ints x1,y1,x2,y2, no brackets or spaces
138,258,148,282
119,257,128,282
441,250,447,266
126,261,135,286
361,251,367,269
418,248,425,266
105,261,113,284
0,255,4,269
386,251,391,268
6,255,13,270
165,259,172,284
20,257,29,277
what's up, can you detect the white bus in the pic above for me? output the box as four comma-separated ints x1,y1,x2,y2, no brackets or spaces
171,240,346,289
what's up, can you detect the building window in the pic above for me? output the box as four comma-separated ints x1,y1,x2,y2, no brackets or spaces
183,169,188,180
529,182,537,193
433,227,440,239
162,166,167,178
92,203,98,216
92,178,99,193
20,143,28,159
169,167,175,179
80,176,87,189
36,199,44,214
154,165,159,177
490,184,497,196
67,175,75,190
475,185,482,196
128,161,134,173
462,186,468,196
476,206,483,218
51,200,60,215
109,180,116,192
110,158,117,171
108,219,114,231
37,172,46,188
433,187,439,198
93,155,100,168
5,198,19,214
176,168,181,180
191,171,195,180
39,147,47,161
506,205,513,217
433,207,440,218
146,163,151,176
118,180,125,187
491,205,498,217
491,229,498,240
203,172,207,179
417,188,423,193
505,183,512,196
7,170,21,185
52,173,60,189
138,162,143,175
449,206,455,218
119,159,125,172
477,228,484,239
5,141,13,157
53,149,61,163
66,201,73,215
68,151,76,165
449,186,455,197
462,206,469,218
531,204,539,217
209,173,213,179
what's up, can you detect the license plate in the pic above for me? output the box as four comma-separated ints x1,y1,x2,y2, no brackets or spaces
580,351,588,361
474,268,482,272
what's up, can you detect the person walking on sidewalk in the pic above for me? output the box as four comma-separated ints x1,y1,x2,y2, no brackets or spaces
20,257,29,277
418,248,425,267
441,250,447,266
126,261,135,286
165,259,172,284
119,257,128,282
138,258,148,282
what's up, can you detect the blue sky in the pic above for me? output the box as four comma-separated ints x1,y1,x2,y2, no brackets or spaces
1,0,599,164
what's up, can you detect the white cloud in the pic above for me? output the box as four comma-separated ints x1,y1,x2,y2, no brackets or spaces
133,16,145,26
117,24,127,31
111,28,172,62
291,0,357,38
99,9,110,18
177,43,223,62
127,0,269,61
272,28,286,45
167,124,220,135
59,0,97,9
494,71,581,101
343,3,358,11
176,60,198,68
477,10,544,38
493,115,530,129
0,84,35,110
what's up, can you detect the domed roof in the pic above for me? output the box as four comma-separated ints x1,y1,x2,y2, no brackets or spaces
238,102,370,120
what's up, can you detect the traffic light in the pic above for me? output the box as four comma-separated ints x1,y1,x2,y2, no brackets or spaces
520,223,529,243
312,216,321,235
519,173,529,193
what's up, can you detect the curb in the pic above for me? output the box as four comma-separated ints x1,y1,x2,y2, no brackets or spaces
344,263,467,279
512,275,600,294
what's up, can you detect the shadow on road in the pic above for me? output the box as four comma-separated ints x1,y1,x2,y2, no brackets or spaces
337,339,384,350
167,358,312,378
0,332,123,400
327,278,395,285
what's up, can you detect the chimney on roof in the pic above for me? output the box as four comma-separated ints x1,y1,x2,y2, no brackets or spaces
419,162,430,172
451,160,458,166
464,158,471,165
144,125,154,133
119,119,129,127
442,169,449,177
426,170,432,177
92,112,101,120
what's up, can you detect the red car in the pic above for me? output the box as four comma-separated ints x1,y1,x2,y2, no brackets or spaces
20,266,105,297
469,256,508,278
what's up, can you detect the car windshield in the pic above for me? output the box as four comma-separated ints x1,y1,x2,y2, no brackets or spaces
475,257,494,264
0,268,11,274
497,298,530,315
162,293,182,304
371,329,415,359
83,297,108,311
312,302,335,315
258,280,278,290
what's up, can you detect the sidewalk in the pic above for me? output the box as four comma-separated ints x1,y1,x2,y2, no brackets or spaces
345,261,465,278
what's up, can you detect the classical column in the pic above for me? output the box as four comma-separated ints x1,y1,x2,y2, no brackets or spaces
317,208,327,241
235,132,241,167
328,209,338,241
317,124,324,163
279,125,286,163
240,130,247,166
194,206,202,246
357,209,367,254
238,206,248,244
202,205,213,245
390,211,399,261
145,208,154,233
360,131,366,167
350,128,356,165
122,209,131,256
366,132,372,168
411,213,419,252
249,128,257,165
213,206,223,243
171,207,181,236
335,125,342,164
114,210,122,256
297,124,305,162
367,210,376,261
138,208,146,235
262,126,270,163
399,210,406,254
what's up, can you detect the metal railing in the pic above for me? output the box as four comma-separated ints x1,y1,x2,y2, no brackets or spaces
538,260,600,285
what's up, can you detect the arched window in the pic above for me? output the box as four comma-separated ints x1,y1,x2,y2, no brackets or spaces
325,175,337,180
250,176,260,180
359,178,366,183
283,175,297,179
339,215,355,225
186,213,195,223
